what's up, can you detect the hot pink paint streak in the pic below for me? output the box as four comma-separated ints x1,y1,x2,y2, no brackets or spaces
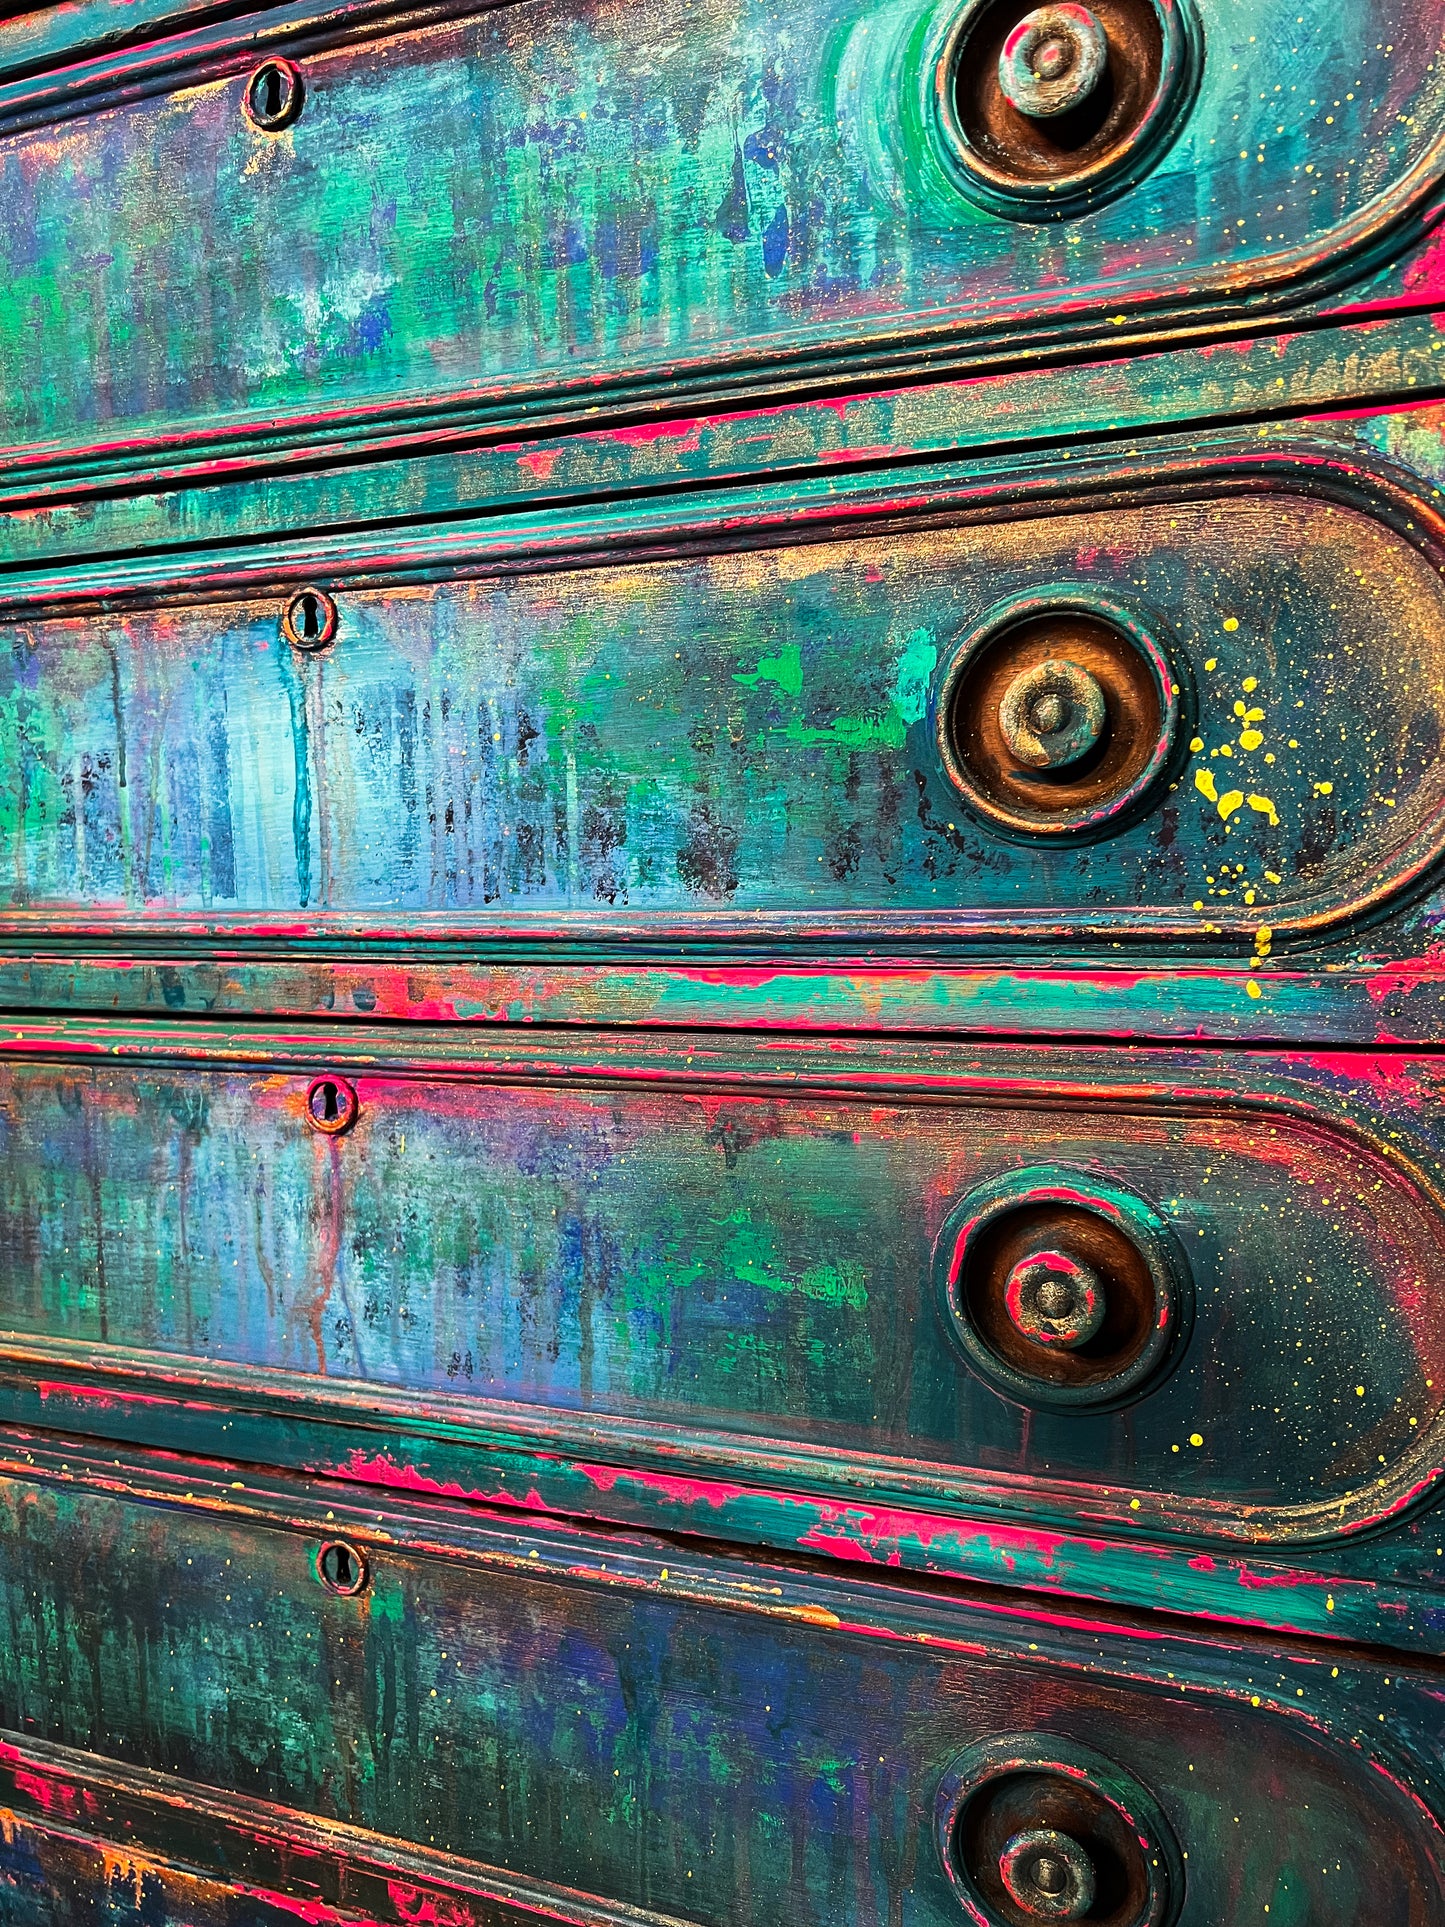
337,1449,553,1513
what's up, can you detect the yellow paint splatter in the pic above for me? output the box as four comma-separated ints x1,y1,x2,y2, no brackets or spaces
1218,789,1245,820
1189,736,1204,752
1241,674,1257,690
1204,657,1218,671
1239,729,1264,751
1248,793,1279,826
1223,618,1240,632
1189,1432,1205,1446
1194,768,1218,803
1246,980,1263,999
1314,780,1334,797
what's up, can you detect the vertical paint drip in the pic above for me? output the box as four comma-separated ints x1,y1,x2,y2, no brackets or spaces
71,752,86,896
565,747,581,900
106,641,137,907
279,649,313,908
305,660,331,908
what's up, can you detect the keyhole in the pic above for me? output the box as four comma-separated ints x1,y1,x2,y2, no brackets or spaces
244,57,304,132
305,1073,359,1135
316,1539,368,1596
281,585,338,652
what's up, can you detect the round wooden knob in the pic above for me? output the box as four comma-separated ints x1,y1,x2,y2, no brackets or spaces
999,1827,1097,1919
998,6,1108,119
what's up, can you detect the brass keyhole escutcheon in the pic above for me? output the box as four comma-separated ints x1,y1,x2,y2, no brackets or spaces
936,596,1182,839
316,1539,369,1596
244,58,305,132
305,1075,359,1136
281,587,338,653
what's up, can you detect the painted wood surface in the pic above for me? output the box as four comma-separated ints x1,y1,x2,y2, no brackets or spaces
5,0,1445,467
9,304,1445,582
7,452,1445,959
3,1018,1445,1571
7,0,1445,1903
1,1433,1442,1927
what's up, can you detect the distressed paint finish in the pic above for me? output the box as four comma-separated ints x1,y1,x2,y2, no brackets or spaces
4,1019,1445,1559
5,0,1445,461
9,311,1445,586
7,0,1445,1906
14,951,1445,1045
5,468,1445,952
0,1812,372,1927
1,1436,1444,1926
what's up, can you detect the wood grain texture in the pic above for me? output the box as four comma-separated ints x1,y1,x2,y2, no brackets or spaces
0,1433,1442,1927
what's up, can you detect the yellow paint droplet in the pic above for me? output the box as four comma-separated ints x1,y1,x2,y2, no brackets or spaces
1188,736,1204,752
1251,1695,1262,1707
1234,701,1247,718
1264,870,1282,884
1204,657,1218,671
1316,780,1334,796
1356,1386,1365,1397
1218,788,1245,820
1130,1498,1141,1510
1246,980,1262,999
1189,1432,1204,1446
1248,793,1279,826
1223,618,1240,632
1241,674,1256,690
1194,768,1219,804
1255,924,1273,945
1326,1596,1335,1612
1239,729,1264,751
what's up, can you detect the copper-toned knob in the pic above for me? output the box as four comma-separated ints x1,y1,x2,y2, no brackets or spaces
1003,1248,1105,1349
999,1827,1097,1920
998,657,1107,769
999,6,1109,119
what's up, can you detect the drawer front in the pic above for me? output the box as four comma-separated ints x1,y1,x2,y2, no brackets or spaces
0,1441,1440,1927
8,449,1445,954
5,0,1445,458
5,1021,1445,1550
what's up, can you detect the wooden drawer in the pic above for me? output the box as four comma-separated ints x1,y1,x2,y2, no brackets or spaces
0,1436,1441,1927
8,443,1445,962
5,0,1445,469
5,1017,1445,1592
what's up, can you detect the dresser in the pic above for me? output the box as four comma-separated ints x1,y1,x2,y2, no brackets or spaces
2,2,1445,1922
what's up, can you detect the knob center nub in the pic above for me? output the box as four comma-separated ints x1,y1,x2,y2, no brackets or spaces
999,658,1107,771
1004,1248,1106,1349
999,1827,1097,1921
999,6,1109,119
